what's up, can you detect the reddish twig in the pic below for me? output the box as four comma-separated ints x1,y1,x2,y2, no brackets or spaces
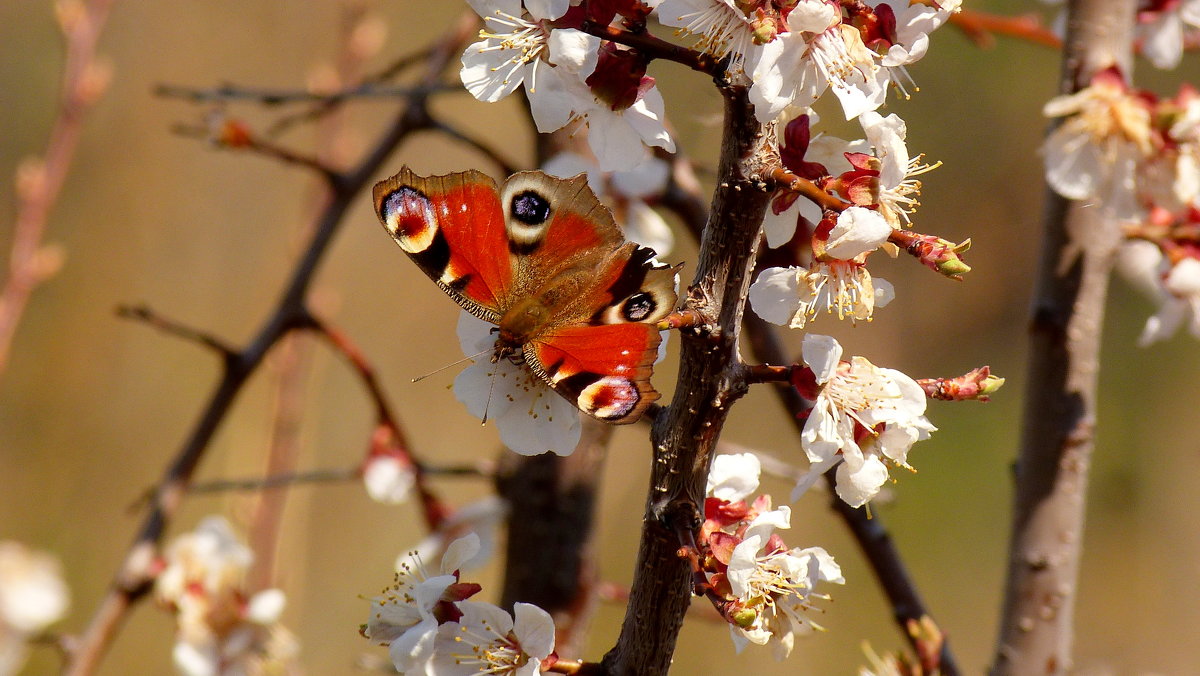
0,0,115,378
308,318,450,530
573,20,721,75
764,165,850,212
949,9,1062,49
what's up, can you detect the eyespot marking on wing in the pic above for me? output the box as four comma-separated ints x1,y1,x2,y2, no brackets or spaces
577,376,639,420
507,189,553,255
380,186,438,254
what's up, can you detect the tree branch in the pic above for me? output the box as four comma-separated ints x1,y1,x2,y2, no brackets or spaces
601,82,771,676
990,0,1133,672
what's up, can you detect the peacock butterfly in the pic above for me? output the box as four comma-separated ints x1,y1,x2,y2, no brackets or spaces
372,167,678,424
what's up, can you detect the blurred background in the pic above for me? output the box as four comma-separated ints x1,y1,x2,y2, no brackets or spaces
1,1,1198,673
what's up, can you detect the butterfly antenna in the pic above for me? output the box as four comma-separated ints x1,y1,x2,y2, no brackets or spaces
411,349,491,384
481,364,500,425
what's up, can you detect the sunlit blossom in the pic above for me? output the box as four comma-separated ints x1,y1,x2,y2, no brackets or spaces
793,334,936,506
431,601,555,676
454,312,583,456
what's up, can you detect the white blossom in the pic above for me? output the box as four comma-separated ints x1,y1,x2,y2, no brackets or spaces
794,335,935,507
453,312,583,456
707,452,763,502
363,454,416,505
1042,71,1153,222
431,601,555,676
366,534,482,674
0,542,69,676
748,260,894,329
725,528,843,660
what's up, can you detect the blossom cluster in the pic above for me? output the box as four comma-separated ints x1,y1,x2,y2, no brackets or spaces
701,453,844,658
460,0,958,169
363,533,557,675
1043,67,1200,344
154,517,299,676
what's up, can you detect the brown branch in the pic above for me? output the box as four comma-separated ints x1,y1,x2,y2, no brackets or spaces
431,120,521,176
660,146,962,674
601,83,770,676
990,0,1133,672
154,81,456,105
172,119,342,182
0,0,115,378
62,14,477,675
188,468,359,493
573,20,721,75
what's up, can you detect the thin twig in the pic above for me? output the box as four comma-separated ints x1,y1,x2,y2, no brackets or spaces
154,81,458,105
308,318,450,530
432,121,521,175
0,0,115,378
190,468,359,493
949,9,1062,49
116,304,237,358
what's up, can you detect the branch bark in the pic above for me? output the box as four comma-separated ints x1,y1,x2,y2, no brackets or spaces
991,0,1134,672
601,82,771,676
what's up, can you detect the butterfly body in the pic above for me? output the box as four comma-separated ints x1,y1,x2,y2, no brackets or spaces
373,167,677,424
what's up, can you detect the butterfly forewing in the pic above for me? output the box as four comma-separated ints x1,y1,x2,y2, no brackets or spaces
373,168,513,322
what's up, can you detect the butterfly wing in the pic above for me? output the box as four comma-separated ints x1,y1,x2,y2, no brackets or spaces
523,245,680,424
372,167,513,322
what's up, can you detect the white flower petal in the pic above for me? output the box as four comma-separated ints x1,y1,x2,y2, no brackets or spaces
748,267,801,326
801,333,842,383
826,207,891,259
512,602,556,659
707,452,762,502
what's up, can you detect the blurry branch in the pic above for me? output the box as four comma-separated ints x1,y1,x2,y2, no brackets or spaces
63,13,478,675
309,318,452,529
949,9,1062,49
250,2,376,592
171,119,342,183
658,146,962,675
990,0,1133,672
431,120,521,176
0,0,115,379
182,468,358,494
116,304,238,360
154,82,457,104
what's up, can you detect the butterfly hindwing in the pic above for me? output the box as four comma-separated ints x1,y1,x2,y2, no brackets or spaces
373,168,513,322
525,322,663,423
522,244,679,423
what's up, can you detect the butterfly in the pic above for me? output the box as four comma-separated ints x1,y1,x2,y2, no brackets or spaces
372,167,679,424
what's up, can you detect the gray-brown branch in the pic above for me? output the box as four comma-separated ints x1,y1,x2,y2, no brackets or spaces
990,0,1133,672
601,82,772,676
